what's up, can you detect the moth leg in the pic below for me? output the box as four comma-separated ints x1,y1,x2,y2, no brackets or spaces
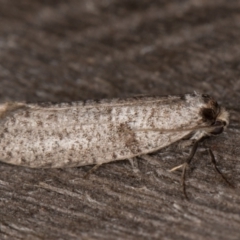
208,149,233,187
128,158,140,173
178,139,195,150
84,164,102,179
170,141,199,199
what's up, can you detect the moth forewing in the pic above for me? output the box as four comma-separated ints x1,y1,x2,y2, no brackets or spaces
0,92,228,170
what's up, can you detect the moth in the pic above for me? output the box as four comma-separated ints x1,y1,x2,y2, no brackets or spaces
0,92,229,196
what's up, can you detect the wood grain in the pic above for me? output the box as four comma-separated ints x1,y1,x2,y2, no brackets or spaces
0,0,240,239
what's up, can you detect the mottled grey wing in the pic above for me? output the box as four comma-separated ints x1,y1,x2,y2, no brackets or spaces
0,94,207,168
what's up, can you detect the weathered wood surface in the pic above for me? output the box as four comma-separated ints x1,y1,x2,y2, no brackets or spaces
0,0,240,239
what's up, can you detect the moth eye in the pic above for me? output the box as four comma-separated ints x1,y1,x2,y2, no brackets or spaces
201,108,215,121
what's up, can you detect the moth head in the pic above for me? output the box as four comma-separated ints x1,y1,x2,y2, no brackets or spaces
209,107,229,135
201,94,229,135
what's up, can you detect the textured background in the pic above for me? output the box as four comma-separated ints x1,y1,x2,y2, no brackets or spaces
0,0,240,239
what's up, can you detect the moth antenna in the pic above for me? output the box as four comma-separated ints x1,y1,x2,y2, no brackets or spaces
208,149,233,187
